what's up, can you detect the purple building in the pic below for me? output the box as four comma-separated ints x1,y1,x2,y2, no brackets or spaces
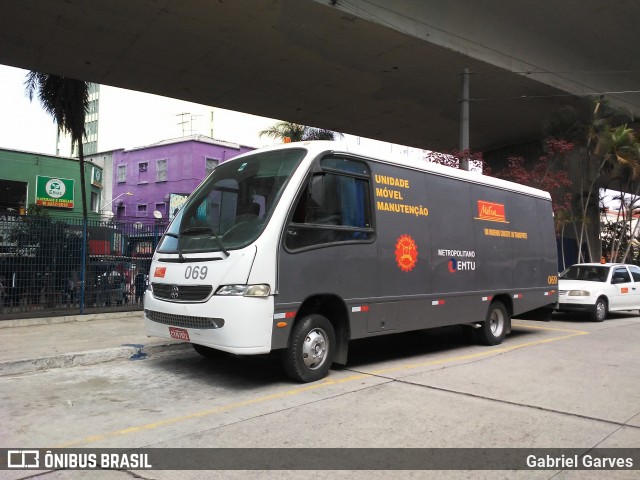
111,135,254,222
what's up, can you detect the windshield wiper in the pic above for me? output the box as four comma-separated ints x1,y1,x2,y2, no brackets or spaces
180,226,230,258
162,232,186,262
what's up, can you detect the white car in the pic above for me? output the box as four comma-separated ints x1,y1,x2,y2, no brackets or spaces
556,263,640,321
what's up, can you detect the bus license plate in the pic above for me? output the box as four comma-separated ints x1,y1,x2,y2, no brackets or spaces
169,327,190,342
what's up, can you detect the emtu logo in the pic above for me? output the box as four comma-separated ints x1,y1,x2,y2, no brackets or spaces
448,258,476,272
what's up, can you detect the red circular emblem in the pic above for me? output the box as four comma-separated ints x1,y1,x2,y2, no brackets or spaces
395,234,418,272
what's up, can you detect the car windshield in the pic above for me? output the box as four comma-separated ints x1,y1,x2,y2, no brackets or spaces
560,265,609,282
157,148,306,254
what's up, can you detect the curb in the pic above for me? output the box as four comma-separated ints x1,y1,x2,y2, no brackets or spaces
0,341,190,377
0,311,143,329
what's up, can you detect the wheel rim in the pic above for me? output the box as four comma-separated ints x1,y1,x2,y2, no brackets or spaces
596,300,606,320
489,308,504,336
302,327,328,370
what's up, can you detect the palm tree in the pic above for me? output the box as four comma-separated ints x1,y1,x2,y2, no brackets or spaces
25,72,90,220
547,100,640,262
578,123,640,262
26,71,90,313
259,121,340,142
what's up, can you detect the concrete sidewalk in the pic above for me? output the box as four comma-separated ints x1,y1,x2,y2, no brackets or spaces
0,311,189,376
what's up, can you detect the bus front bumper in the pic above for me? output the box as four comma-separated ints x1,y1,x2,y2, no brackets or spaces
143,291,275,355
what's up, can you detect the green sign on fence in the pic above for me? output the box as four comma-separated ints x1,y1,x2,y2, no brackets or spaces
35,175,75,208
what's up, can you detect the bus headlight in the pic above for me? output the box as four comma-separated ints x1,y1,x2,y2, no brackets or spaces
567,290,590,296
215,284,271,297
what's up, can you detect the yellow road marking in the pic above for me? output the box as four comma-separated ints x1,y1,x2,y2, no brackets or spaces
371,323,588,375
56,323,588,447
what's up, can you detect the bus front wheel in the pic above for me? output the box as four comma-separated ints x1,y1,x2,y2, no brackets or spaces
282,314,335,383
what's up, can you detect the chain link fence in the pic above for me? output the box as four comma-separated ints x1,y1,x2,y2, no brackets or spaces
0,215,167,320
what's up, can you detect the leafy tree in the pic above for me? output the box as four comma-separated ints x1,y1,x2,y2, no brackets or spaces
25,72,90,220
579,123,640,262
601,190,640,264
493,139,574,218
8,205,82,309
259,121,341,142
426,142,575,267
545,100,640,263
491,140,575,268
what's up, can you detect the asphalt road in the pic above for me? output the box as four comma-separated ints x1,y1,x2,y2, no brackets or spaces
2,314,639,479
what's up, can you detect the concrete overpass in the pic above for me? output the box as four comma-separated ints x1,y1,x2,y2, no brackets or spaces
1,0,638,153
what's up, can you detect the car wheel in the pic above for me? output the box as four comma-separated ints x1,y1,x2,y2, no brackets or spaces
281,314,335,383
591,297,607,322
473,301,509,346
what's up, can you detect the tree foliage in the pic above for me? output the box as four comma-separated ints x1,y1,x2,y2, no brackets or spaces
259,121,341,142
493,139,574,218
425,149,486,172
25,72,90,220
7,207,83,307
425,141,573,227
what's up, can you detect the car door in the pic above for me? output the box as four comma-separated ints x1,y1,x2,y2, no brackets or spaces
627,265,640,309
609,266,634,310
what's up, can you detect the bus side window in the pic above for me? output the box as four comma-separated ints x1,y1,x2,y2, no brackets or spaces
286,169,372,250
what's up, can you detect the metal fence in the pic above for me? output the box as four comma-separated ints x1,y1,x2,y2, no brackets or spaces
0,214,167,319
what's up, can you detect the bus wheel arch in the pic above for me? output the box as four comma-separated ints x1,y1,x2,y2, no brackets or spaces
282,294,350,382
281,313,335,382
296,294,350,365
474,297,511,346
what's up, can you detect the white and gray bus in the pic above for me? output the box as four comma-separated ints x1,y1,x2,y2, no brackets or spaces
144,141,558,382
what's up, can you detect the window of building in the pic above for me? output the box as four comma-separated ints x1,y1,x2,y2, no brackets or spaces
137,204,147,217
117,165,126,183
156,159,167,182
155,203,166,218
138,162,149,184
90,191,100,212
205,158,219,176
285,156,373,250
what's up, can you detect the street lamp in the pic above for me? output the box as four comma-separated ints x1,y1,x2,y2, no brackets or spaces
101,191,133,216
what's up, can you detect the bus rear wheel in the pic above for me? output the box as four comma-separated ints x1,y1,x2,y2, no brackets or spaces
474,301,509,346
282,314,335,383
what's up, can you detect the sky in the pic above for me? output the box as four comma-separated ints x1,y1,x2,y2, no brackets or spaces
0,66,60,155
0,64,428,160
0,65,281,155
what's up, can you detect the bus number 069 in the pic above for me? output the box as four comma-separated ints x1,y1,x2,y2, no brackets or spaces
185,266,208,280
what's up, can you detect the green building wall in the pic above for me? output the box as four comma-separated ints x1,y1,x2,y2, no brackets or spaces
0,148,102,219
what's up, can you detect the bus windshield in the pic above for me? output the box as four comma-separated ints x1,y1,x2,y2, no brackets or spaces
157,148,306,254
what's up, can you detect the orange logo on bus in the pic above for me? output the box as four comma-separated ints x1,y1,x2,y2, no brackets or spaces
395,234,418,272
476,200,509,223
154,266,167,278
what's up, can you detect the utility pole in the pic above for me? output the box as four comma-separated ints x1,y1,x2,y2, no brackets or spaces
459,68,470,171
